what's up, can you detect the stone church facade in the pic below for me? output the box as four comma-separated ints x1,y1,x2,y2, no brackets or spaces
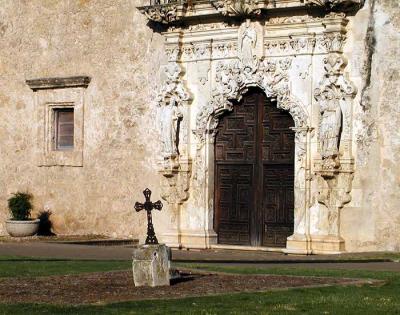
0,0,398,254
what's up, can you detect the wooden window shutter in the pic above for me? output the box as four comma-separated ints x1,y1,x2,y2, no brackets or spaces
55,109,74,150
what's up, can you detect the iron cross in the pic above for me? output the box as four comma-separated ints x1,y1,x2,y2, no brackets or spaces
134,188,163,245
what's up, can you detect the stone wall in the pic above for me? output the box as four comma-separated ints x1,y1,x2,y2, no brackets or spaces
341,0,400,252
0,0,169,240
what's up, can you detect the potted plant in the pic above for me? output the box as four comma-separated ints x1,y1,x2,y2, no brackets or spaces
5,192,40,237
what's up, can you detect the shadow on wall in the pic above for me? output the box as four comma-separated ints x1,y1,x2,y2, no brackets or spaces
37,211,56,236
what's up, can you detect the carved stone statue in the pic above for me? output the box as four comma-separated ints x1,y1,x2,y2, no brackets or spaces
161,96,183,159
319,88,341,160
240,19,258,70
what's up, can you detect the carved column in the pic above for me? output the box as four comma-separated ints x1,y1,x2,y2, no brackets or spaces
285,127,313,254
156,62,192,247
312,53,356,254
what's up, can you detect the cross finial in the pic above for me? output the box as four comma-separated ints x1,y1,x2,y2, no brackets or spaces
134,188,163,245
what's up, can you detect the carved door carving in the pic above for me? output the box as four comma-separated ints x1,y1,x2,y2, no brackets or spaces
214,89,294,247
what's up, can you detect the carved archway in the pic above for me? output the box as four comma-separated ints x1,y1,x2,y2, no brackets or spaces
195,58,309,140
194,58,312,249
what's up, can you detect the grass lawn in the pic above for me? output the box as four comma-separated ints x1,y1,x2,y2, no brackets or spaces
0,257,399,314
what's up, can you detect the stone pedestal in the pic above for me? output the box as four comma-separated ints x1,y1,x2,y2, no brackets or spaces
310,235,345,254
132,244,171,287
285,233,312,255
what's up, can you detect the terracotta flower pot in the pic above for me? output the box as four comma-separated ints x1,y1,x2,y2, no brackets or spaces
5,219,40,237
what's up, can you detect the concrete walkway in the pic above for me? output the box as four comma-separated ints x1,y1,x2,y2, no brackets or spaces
0,242,399,272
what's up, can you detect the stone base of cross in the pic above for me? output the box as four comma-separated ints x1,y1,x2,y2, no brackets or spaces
132,188,172,287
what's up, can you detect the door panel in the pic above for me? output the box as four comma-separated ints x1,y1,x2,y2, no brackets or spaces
215,89,295,247
216,164,253,245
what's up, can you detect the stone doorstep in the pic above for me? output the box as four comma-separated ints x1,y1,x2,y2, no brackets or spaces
210,244,285,252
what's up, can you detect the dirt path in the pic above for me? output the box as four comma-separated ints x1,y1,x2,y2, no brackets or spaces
0,270,377,305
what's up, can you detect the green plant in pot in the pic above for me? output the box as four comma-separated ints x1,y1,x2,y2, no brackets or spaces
5,192,40,237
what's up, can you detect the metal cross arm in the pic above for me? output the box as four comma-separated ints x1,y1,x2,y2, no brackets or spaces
134,188,163,245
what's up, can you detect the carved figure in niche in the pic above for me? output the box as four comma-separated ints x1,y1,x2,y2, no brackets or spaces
319,88,341,161
240,19,258,70
161,96,183,159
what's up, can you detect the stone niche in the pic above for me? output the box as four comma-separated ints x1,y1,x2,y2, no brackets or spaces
138,0,362,254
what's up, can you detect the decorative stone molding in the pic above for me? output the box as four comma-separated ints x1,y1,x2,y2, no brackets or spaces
26,76,91,91
194,58,309,143
264,33,345,56
267,12,346,25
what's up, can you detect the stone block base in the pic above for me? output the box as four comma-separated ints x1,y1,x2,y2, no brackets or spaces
162,229,218,249
285,234,346,255
284,234,312,255
132,244,171,287
310,235,345,254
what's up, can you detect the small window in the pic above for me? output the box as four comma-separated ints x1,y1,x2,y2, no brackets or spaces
54,109,74,150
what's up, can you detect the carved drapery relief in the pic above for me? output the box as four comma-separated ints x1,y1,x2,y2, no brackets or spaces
240,19,258,70
195,57,309,143
315,53,356,170
156,63,192,205
157,63,190,160
314,53,356,237
160,98,183,159
319,87,342,162
238,20,264,72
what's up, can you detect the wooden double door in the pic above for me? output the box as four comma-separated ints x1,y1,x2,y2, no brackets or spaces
214,89,295,247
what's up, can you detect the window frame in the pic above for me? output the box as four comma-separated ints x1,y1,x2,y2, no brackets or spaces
53,107,75,151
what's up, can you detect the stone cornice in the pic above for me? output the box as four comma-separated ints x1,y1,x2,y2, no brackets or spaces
26,76,91,91
138,0,364,25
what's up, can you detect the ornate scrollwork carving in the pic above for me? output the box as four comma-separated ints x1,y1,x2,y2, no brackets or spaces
211,0,265,17
305,0,364,11
194,58,309,143
140,4,178,24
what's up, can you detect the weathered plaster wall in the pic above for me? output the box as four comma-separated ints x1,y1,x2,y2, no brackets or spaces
0,0,399,253
0,0,169,240
341,0,400,252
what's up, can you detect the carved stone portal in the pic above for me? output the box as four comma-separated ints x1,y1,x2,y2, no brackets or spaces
137,0,363,253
